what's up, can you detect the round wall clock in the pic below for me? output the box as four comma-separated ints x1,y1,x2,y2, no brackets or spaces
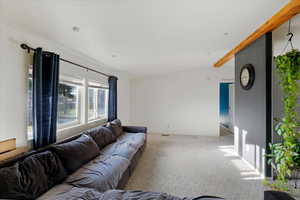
240,64,255,90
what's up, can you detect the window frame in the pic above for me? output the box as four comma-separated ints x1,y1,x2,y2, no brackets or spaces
96,87,109,120
87,82,109,123
56,77,84,130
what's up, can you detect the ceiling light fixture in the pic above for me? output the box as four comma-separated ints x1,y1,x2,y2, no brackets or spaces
112,53,119,58
72,26,80,32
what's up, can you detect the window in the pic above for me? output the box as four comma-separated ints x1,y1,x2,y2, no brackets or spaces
88,86,109,121
27,74,82,137
57,82,81,128
27,70,33,139
26,70,108,139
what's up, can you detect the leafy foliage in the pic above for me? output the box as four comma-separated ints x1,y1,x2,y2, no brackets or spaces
266,49,300,191
263,179,294,193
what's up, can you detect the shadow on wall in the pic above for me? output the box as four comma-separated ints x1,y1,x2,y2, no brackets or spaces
234,126,266,177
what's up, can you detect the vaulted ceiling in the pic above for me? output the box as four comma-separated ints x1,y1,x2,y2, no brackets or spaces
1,0,288,76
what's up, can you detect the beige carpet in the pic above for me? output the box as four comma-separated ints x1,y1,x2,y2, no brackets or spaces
125,133,265,200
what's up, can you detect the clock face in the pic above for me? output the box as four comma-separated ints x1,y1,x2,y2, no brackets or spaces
240,64,255,90
241,68,250,86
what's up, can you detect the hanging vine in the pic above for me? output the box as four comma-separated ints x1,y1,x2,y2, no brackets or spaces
266,49,300,192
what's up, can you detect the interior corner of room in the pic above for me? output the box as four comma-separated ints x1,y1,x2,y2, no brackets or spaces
1,0,300,200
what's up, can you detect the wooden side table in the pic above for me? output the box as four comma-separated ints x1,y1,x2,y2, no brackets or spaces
0,147,28,162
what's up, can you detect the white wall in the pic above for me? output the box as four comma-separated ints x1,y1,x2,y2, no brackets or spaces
0,23,131,147
130,67,234,136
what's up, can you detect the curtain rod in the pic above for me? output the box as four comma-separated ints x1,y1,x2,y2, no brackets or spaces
20,43,113,78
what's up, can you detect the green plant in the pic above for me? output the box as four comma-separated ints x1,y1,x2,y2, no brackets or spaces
263,179,294,193
266,49,300,191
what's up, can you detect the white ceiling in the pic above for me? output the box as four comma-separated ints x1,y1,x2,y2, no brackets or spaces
1,0,288,76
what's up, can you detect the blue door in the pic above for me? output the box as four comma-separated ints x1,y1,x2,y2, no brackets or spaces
219,83,232,128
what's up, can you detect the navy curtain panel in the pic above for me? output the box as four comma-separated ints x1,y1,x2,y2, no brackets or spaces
33,48,60,149
108,76,118,122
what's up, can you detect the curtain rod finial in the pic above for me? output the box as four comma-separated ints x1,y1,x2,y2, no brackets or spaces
20,43,30,53
20,43,28,50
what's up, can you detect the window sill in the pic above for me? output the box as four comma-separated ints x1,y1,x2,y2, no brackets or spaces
56,120,106,141
27,119,107,142
88,118,107,125
57,119,107,141
58,120,82,130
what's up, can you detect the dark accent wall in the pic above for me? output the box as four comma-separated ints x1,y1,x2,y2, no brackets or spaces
235,32,272,177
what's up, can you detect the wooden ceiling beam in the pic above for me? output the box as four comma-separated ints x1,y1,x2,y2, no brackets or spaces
214,0,300,68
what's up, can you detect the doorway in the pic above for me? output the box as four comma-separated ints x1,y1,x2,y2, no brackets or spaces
219,82,235,135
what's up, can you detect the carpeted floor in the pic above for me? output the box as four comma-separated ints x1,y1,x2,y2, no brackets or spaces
125,133,265,200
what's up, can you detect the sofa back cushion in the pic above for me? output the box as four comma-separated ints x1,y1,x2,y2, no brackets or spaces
107,119,123,137
50,134,100,174
84,126,116,149
0,151,67,200
112,118,122,127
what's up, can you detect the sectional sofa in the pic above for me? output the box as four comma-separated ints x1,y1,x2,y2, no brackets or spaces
0,119,222,200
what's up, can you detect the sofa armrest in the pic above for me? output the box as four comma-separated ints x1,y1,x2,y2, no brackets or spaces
122,126,147,134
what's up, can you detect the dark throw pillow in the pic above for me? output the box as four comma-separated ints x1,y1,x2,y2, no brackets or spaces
50,134,100,174
32,150,68,185
0,151,67,200
85,126,116,149
107,119,123,137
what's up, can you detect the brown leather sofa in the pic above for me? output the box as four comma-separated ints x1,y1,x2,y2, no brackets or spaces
0,119,147,199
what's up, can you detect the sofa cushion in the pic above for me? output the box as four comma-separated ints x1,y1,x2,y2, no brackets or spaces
39,189,216,200
31,150,68,186
37,184,75,200
0,151,67,200
51,134,100,174
65,155,130,192
118,132,146,149
99,190,195,200
101,140,138,161
38,185,103,200
84,126,116,149
112,118,122,127
107,119,123,137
